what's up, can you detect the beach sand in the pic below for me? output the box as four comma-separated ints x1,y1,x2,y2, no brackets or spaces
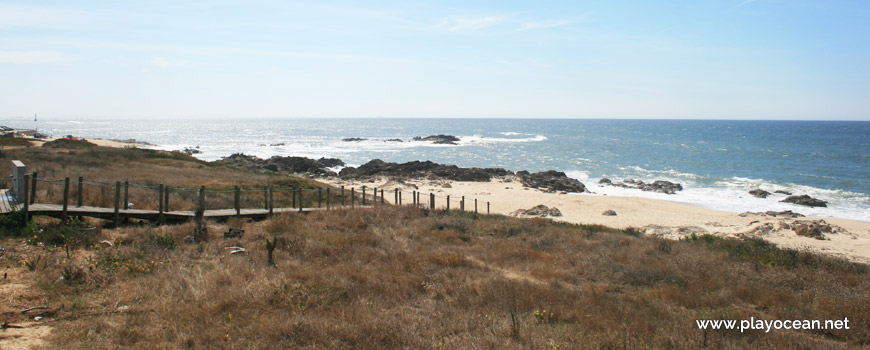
36,136,155,148
321,176,870,264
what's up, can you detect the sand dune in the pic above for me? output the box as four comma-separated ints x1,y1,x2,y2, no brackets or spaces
322,176,870,264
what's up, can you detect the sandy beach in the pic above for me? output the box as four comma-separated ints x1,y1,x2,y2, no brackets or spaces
37,136,155,148
321,176,870,264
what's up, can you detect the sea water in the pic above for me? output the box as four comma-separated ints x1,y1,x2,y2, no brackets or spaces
16,118,870,222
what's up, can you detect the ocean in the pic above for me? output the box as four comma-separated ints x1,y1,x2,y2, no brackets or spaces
14,118,870,222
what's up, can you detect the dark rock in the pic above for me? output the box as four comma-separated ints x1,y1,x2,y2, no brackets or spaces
339,159,511,182
342,137,367,142
224,228,244,239
511,204,562,218
182,146,201,155
315,157,344,168
385,139,404,142
269,142,285,146
517,170,587,193
602,210,617,216
599,178,682,194
774,190,792,195
218,153,345,176
412,134,460,145
749,189,771,198
781,195,827,208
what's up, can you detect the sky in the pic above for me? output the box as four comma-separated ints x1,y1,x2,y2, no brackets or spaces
0,0,868,120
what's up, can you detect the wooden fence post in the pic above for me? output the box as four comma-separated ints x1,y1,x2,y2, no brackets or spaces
158,185,165,224
412,190,416,206
298,188,303,212
29,171,37,204
446,195,450,211
430,193,435,210
123,181,129,210
351,188,355,208
475,198,478,214
23,174,30,223
234,186,240,216
362,186,366,206
398,191,402,206
487,202,490,214
264,187,269,210
196,186,205,239
318,188,322,208
380,189,384,204
114,181,120,226
61,177,69,222
341,186,345,206
268,188,273,215
164,186,170,212
418,192,422,207
326,188,330,210
461,196,465,211
372,187,376,205
291,187,296,208
77,176,83,207
394,188,398,204
199,186,206,213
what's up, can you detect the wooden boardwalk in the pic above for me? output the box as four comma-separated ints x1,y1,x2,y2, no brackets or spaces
25,203,370,221
1,188,371,221
0,189,22,213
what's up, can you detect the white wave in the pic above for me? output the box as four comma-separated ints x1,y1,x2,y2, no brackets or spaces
500,131,529,136
584,176,870,222
565,170,591,181
457,134,547,144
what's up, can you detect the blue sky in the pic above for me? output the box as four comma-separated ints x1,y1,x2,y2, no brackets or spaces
1,0,868,120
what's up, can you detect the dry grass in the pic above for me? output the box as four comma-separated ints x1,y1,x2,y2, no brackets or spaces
1,146,868,349
0,206,865,349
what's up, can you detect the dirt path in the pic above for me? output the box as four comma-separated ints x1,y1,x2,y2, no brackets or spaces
0,267,52,350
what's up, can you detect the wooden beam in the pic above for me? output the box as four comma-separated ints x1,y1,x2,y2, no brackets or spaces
61,177,69,222
113,181,120,226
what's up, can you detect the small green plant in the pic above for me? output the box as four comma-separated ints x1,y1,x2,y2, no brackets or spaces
149,234,177,250
61,264,85,284
23,255,42,271
534,308,557,324
27,221,96,248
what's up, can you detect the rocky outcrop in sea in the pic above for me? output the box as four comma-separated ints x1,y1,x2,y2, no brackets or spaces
412,135,460,145
338,159,511,182
218,153,344,176
598,178,683,194
781,195,828,208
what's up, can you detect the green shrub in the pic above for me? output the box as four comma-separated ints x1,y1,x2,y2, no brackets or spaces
28,221,96,247
43,138,97,148
149,234,177,250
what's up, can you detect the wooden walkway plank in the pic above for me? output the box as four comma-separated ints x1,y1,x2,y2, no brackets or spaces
23,203,371,221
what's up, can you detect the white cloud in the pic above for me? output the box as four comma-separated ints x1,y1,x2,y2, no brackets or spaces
0,3,100,29
150,56,188,68
446,16,504,31
0,51,68,64
517,19,573,31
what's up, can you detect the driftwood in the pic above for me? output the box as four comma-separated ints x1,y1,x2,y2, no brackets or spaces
21,306,49,314
1,321,24,329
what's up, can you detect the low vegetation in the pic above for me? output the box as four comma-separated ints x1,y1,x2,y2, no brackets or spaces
0,145,867,349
